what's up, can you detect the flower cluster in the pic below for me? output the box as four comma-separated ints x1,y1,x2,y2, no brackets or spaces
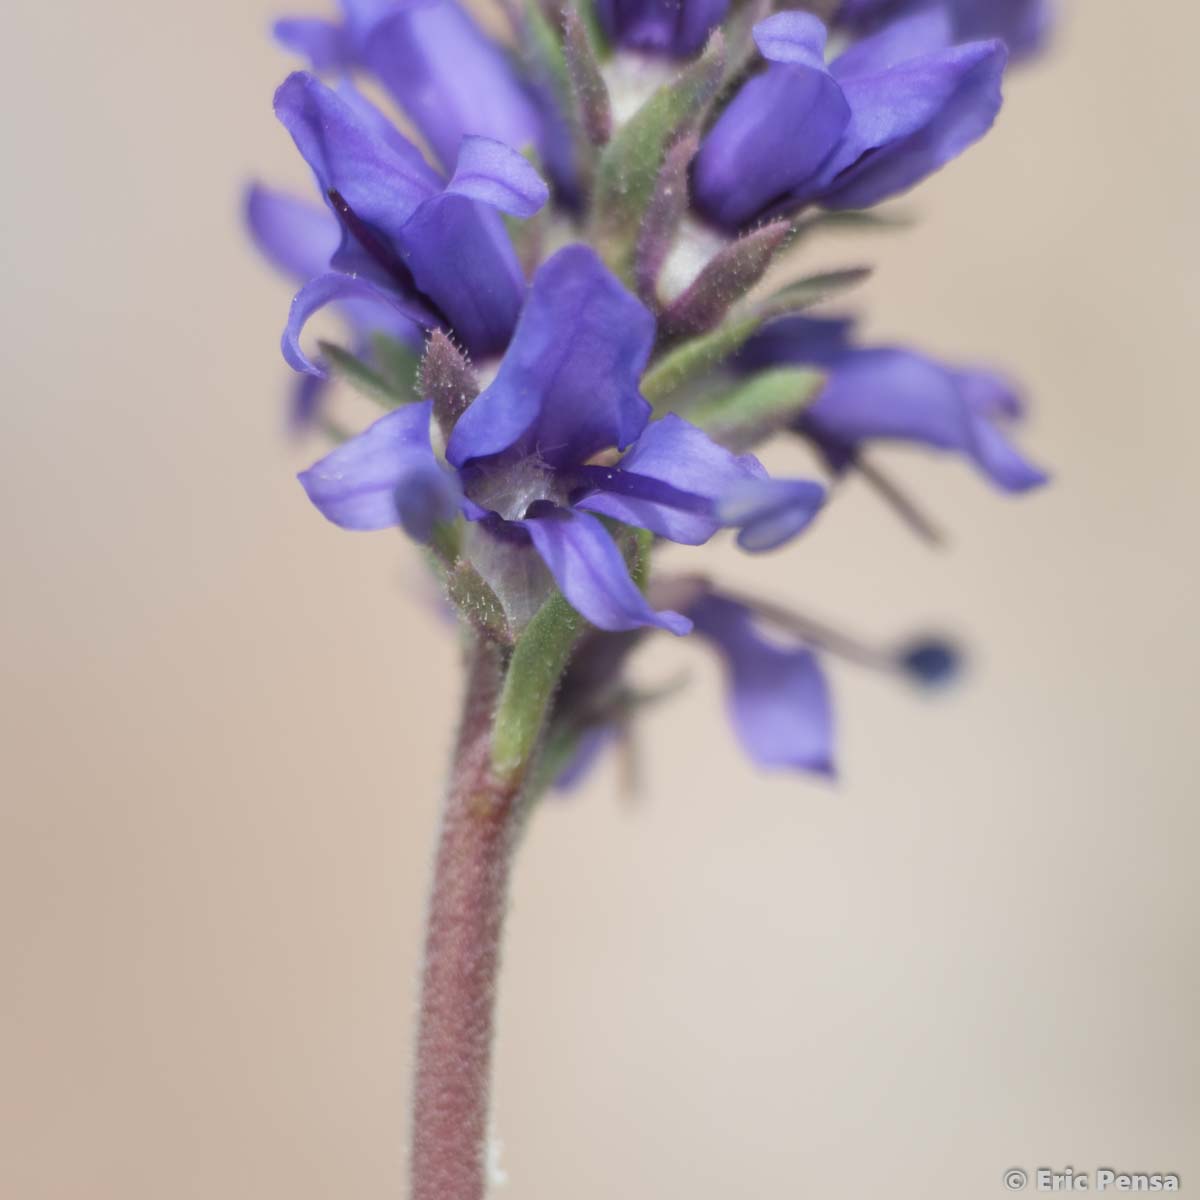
248,0,1049,783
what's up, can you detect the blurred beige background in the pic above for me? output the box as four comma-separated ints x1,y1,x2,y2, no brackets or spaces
2,1,1197,1197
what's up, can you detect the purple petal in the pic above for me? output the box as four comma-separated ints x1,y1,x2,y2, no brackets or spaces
816,38,1008,209
694,44,851,228
967,413,1049,491
738,313,858,370
398,194,526,357
363,0,543,171
245,183,340,281
576,414,767,545
803,347,1047,492
595,0,729,56
521,507,691,634
690,594,834,773
954,366,1023,419
273,17,354,69
446,246,655,469
830,7,953,78
282,272,435,376
554,724,619,791
716,477,827,551
752,11,832,68
444,135,550,218
297,401,461,537
274,71,441,272
289,372,332,434
275,73,529,357
836,0,1052,62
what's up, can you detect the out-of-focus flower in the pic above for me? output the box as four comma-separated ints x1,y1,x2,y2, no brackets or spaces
245,182,419,427
689,591,835,773
835,0,1052,61
594,0,729,57
740,314,1048,492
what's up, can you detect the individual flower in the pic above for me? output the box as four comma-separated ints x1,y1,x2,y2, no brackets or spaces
298,245,822,632
245,182,419,427
689,591,835,773
275,0,577,196
834,0,1052,61
548,580,969,787
594,0,729,57
739,314,1048,492
693,9,1007,229
273,71,549,369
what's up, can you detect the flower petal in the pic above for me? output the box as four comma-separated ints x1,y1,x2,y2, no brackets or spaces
273,17,353,69
282,272,435,376
444,135,550,218
446,246,655,469
693,29,850,228
737,313,858,369
554,724,619,791
752,10,832,68
245,183,340,281
576,413,767,545
802,347,1046,492
717,477,827,552
817,38,1007,210
690,594,834,773
289,372,331,433
274,71,441,275
521,506,691,634
596,0,729,56
830,7,953,78
297,401,461,538
363,0,543,171
398,194,526,357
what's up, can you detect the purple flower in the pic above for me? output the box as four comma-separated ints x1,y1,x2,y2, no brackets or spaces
275,0,577,194
299,245,799,634
835,0,1052,61
741,315,1048,492
273,72,548,368
693,10,1006,228
594,0,729,57
690,592,835,774
245,182,422,427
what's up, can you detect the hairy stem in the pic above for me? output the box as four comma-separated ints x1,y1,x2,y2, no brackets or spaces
410,636,523,1200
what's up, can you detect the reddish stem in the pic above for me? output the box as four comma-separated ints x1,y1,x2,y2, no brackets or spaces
410,637,523,1200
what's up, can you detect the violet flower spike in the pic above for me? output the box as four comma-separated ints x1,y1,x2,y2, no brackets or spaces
244,0,1058,1193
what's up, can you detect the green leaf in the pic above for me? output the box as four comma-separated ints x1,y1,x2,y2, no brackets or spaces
634,132,698,302
757,266,873,321
446,559,511,644
642,266,869,405
369,333,421,397
683,367,825,449
491,591,584,781
563,8,611,145
659,218,791,339
641,311,762,404
318,340,408,408
591,31,725,282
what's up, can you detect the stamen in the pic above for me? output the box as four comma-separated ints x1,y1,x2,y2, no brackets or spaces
571,465,712,514
852,454,946,547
